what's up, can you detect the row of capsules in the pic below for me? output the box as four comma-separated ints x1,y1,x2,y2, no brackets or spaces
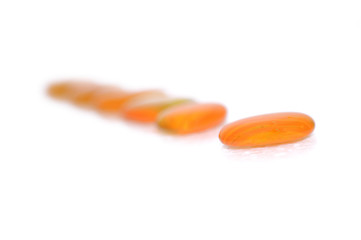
48,80,315,147
47,80,227,134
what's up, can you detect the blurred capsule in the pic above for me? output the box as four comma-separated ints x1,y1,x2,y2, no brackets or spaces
67,83,99,105
95,90,166,113
157,103,227,134
88,87,126,107
47,81,74,98
123,98,193,123
71,85,121,106
47,80,95,100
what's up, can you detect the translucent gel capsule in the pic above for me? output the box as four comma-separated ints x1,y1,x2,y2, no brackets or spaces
47,81,95,100
123,98,193,123
68,84,99,105
89,88,125,107
219,112,315,148
95,90,166,113
71,85,118,106
47,81,75,98
157,103,227,134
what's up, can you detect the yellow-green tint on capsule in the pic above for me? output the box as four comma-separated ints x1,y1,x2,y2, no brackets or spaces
123,98,193,123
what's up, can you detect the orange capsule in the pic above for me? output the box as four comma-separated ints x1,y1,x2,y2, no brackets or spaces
95,90,166,113
71,85,119,106
89,88,125,107
47,81,74,98
219,112,315,147
123,98,193,123
67,83,99,105
47,81,95,100
157,103,227,134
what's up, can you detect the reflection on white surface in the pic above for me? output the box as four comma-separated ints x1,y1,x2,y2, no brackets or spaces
223,135,315,160
158,126,223,144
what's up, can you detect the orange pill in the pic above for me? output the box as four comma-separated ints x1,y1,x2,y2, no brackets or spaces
47,81,95,100
157,103,227,134
95,90,166,113
68,83,99,105
89,87,125,106
123,98,193,123
47,81,74,98
71,85,119,106
219,112,315,147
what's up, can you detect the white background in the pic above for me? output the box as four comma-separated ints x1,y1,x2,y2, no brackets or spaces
0,0,360,239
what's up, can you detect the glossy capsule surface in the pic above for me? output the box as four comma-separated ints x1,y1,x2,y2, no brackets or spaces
157,103,227,134
219,112,315,147
123,98,192,123
95,90,165,113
